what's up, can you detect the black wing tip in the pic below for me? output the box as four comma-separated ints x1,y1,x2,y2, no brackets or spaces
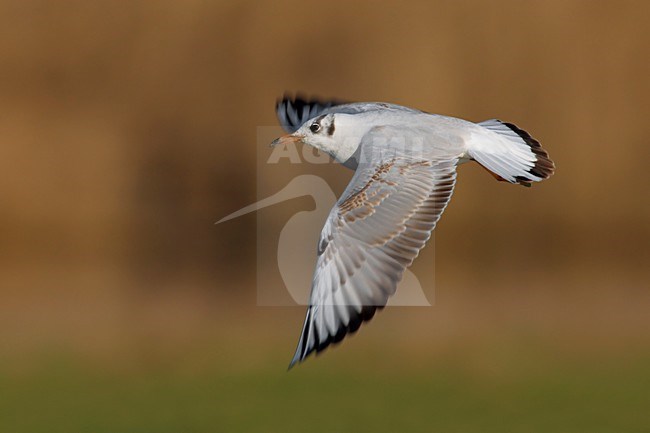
287,304,384,369
499,120,556,183
276,92,347,109
276,92,307,110
275,93,348,133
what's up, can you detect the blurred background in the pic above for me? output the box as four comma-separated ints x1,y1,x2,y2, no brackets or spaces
1,0,648,431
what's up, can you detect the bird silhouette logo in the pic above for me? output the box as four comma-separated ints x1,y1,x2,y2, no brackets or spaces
216,174,432,307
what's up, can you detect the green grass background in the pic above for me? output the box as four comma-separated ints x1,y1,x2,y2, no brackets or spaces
2,342,648,433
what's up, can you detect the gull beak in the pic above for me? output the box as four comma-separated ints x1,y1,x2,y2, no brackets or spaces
270,133,303,148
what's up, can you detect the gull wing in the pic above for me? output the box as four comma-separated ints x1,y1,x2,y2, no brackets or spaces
289,131,458,368
276,94,347,133
276,94,422,133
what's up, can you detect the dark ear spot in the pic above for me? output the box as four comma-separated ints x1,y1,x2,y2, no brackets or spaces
327,120,335,136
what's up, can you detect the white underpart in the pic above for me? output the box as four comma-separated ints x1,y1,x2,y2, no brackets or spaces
302,111,541,184
326,113,372,163
330,134,361,163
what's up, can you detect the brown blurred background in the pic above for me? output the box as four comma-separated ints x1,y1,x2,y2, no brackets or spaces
0,1,648,429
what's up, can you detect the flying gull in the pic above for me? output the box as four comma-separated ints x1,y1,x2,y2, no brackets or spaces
271,95,555,368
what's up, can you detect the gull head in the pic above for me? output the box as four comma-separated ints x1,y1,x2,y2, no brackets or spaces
271,113,367,164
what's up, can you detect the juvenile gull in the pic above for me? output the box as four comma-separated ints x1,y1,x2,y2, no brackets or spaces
272,95,555,368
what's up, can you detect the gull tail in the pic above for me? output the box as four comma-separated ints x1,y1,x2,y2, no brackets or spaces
468,119,555,187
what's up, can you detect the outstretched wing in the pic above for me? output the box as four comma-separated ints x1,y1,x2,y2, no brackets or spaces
289,144,458,368
276,94,347,133
276,94,423,133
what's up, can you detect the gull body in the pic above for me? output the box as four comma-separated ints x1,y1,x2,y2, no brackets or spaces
271,96,555,368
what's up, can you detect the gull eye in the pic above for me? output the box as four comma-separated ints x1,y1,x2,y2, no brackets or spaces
309,123,321,133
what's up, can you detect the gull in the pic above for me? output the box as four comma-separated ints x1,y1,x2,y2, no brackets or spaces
272,95,555,368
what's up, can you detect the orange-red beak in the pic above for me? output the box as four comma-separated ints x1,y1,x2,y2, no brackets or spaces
270,133,303,147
